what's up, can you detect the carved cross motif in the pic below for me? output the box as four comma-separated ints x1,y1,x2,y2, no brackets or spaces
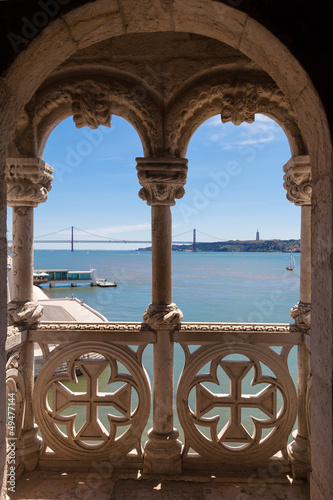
196,360,277,443
52,360,131,442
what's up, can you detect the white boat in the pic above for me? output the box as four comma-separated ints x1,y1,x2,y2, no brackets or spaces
96,279,117,287
286,251,295,271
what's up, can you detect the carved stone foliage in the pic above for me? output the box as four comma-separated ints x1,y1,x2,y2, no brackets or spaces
71,82,112,129
136,157,188,206
283,156,312,206
221,82,259,126
33,342,151,461
290,301,311,331
6,158,53,207
165,76,303,156
8,300,44,328
177,343,297,464
143,302,183,330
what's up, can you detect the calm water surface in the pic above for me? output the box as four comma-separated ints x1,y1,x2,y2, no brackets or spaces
34,250,300,446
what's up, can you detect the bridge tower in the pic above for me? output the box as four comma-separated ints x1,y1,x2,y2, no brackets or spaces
71,226,74,252
193,229,196,252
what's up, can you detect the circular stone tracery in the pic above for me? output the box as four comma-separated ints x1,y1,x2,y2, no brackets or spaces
33,342,151,461
177,343,297,464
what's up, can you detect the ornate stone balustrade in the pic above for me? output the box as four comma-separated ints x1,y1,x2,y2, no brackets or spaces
4,321,306,476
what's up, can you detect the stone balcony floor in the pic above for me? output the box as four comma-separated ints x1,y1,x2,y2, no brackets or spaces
9,470,309,500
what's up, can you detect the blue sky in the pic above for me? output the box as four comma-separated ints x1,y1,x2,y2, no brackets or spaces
7,113,299,250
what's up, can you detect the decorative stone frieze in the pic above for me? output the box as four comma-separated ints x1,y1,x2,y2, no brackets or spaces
6,158,53,207
8,301,44,328
136,157,188,206
283,156,311,206
143,302,183,330
290,301,311,332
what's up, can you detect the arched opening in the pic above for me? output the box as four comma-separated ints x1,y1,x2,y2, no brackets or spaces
173,113,300,322
1,2,332,497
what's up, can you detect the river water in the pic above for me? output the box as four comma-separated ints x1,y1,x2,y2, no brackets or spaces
34,250,299,447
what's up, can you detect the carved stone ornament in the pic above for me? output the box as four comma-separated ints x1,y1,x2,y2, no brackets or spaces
221,82,259,126
290,301,311,331
136,157,188,206
283,156,312,206
177,343,297,464
33,342,151,461
6,158,54,207
143,302,183,330
8,300,44,328
71,83,112,129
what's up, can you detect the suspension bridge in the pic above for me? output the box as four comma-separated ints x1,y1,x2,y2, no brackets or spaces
10,226,224,251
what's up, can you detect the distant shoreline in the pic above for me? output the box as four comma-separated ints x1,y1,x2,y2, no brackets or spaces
139,239,301,253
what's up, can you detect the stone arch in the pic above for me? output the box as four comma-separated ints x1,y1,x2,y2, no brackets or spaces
10,73,164,158
165,72,306,157
0,1,332,497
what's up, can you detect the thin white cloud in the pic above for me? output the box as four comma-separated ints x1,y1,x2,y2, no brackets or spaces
223,134,275,150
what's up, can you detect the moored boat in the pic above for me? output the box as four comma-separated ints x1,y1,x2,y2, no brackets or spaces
96,279,117,287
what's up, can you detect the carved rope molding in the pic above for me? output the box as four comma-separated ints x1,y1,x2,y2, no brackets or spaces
6,158,54,207
165,77,303,156
28,77,163,156
142,302,184,330
136,157,188,206
283,156,312,206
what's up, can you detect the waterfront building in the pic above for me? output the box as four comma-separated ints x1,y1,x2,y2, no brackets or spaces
1,2,332,499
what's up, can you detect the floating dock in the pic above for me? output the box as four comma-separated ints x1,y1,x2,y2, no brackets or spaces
33,268,97,287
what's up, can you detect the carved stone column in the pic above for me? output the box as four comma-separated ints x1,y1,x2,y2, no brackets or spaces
283,155,311,478
6,157,53,471
137,157,188,474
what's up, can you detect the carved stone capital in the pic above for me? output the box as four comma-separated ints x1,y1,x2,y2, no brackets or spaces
136,157,188,206
8,301,44,328
290,301,311,331
221,82,259,126
6,158,54,207
283,156,311,206
143,302,183,330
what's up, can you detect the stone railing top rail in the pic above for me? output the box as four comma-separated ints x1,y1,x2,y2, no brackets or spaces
31,320,297,332
26,321,303,346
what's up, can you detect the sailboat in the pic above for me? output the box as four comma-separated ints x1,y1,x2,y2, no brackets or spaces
286,251,296,271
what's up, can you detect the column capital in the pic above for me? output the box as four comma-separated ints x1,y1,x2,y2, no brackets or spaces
136,157,188,206
283,155,311,206
6,157,54,207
